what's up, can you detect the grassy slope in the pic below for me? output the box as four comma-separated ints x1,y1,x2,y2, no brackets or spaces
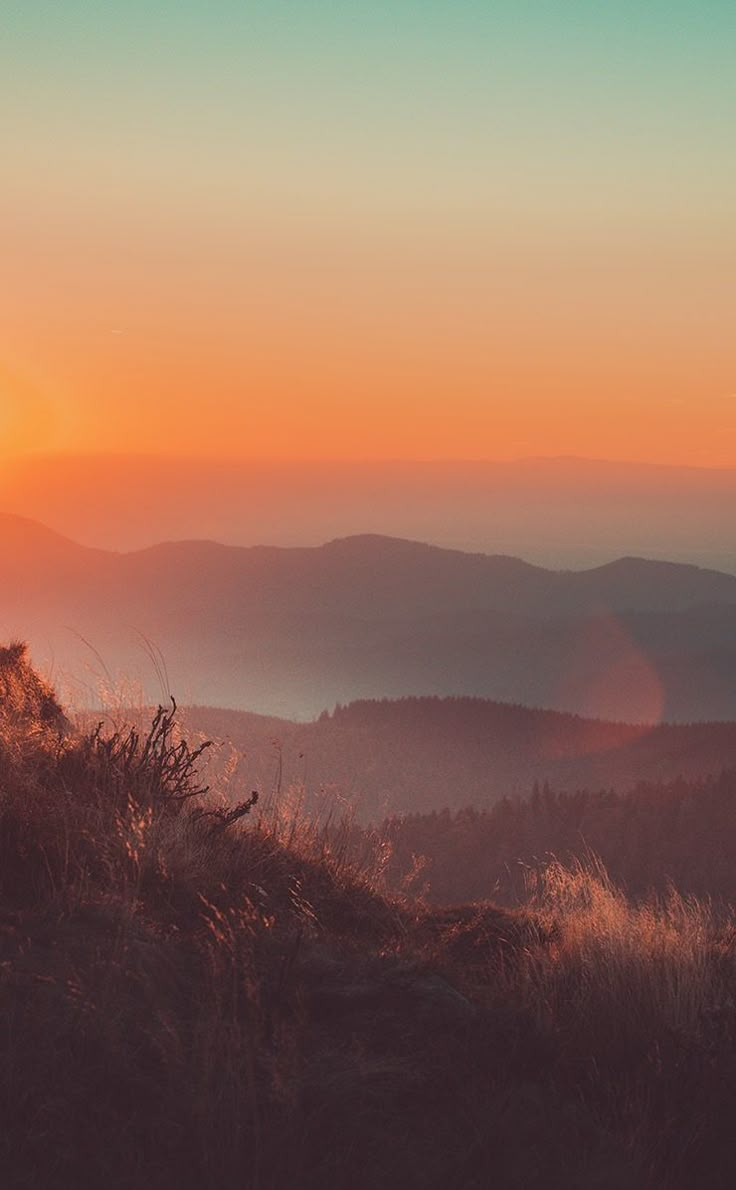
2,666,736,1187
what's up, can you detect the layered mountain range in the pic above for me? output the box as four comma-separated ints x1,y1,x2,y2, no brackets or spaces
3,454,736,570
3,513,736,722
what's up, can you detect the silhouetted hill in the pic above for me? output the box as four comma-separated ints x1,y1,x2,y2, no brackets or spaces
4,453,736,573
119,533,736,620
183,696,736,821
0,512,102,573
6,517,736,719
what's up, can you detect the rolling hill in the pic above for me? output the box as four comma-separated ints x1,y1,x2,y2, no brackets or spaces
180,696,736,821
5,516,736,720
4,453,736,573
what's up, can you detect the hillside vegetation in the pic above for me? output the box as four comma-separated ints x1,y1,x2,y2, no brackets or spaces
187,696,736,821
2,645,736,1188
382,771,736,906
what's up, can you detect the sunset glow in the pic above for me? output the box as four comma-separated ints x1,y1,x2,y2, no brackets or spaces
6,13,736,1177
1,2,734,466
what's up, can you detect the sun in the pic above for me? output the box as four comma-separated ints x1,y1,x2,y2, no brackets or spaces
0,366,55,456
0,397,22,456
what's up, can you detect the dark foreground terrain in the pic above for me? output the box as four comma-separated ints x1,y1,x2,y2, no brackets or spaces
2,643,736,1188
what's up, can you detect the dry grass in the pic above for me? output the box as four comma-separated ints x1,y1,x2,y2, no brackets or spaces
2,656,736,1186
523,857,720,1036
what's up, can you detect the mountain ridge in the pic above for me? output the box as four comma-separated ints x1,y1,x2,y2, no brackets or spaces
4,515,736,721
3,454,736,569
2,511,735,588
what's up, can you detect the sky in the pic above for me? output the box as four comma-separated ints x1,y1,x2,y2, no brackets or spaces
1,1,734,464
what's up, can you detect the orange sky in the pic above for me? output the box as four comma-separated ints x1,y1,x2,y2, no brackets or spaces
2,214,733,465
2,4,734,467
2,231,733,466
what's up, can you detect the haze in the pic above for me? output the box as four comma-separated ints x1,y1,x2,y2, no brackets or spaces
1,453,735,573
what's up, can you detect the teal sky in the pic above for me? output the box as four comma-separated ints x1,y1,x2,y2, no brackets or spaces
4,1,734,231
1,2,734,463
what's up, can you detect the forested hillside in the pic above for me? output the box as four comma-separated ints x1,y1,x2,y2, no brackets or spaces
186,696,736,820
381,770,736,905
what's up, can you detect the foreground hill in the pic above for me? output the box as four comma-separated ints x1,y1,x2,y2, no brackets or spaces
3,648,736,1188
6,517,736,719
184,696,736,820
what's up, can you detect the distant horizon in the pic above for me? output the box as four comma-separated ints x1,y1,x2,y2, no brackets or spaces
2,450,736,574
1,508,734,584
6,448,736,473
